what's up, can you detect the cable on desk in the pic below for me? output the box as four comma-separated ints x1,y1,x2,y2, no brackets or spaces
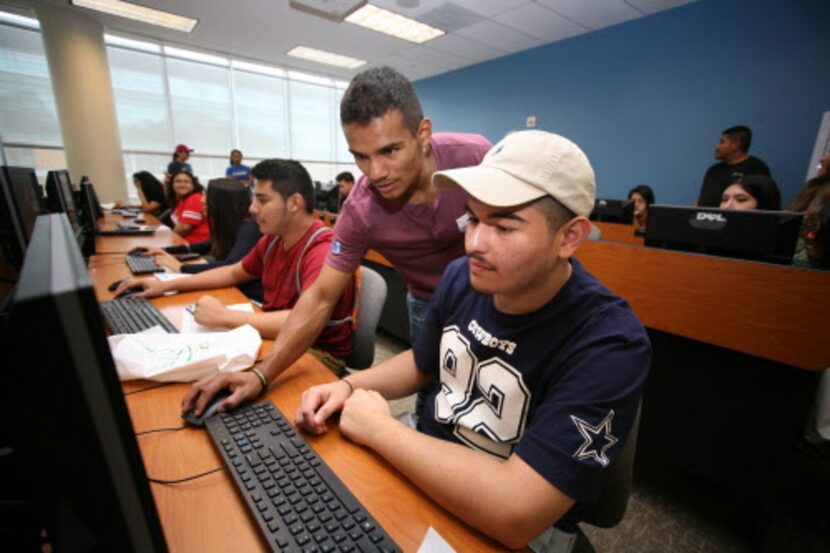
148,465,226,485
135,424,186,436
124,381,175,395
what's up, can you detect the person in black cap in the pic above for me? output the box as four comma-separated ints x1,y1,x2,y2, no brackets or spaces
719,174,781,210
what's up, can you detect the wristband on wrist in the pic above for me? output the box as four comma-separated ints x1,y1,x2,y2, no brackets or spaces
341,378,354,396
250,367,268,395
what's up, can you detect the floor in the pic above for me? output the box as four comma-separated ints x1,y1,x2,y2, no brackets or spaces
370,330,830,553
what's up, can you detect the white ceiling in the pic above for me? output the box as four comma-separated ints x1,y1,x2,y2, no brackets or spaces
8,0,697,81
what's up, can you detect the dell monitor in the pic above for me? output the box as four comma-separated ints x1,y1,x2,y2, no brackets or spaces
45,170,80,228
0,166,42,272
590,198,634,224
645,205,804,264
4,214,167,551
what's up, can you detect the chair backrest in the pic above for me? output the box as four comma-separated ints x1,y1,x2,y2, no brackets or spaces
346,265,387,369
581,402,642,529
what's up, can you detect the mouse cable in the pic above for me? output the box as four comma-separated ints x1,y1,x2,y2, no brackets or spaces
135,424,186,436
148,465,226,485
124,381,175,395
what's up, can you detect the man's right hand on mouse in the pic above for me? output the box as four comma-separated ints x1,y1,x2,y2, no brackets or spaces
181,371,266,418
113,277,168,298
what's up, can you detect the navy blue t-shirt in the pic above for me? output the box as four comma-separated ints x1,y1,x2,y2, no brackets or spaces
413,256,650,530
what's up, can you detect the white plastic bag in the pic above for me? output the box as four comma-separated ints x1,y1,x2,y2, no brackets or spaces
109,324,262,382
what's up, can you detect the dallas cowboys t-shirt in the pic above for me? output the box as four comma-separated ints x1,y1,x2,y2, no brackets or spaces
413,257,651,531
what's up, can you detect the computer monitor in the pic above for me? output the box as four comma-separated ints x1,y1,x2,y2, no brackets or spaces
645,205,804,264
0,166,41,271
4,214,167,551
314,181,340,213
590,198,634,224
45,170,80,228
80,176,103,220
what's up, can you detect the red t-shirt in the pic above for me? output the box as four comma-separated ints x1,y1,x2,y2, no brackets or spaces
241,220,355,360
172,192,210,243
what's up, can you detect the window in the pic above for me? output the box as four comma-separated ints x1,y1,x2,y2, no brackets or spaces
234,69,289,159
0,25,61,146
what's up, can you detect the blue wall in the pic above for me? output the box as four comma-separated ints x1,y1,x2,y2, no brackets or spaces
415,0,829,206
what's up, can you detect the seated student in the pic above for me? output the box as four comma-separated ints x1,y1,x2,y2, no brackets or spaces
226,149,252,185
790,177,830,269
115,159,357,372
294,131,651,551
719,174,781,210
335,171,355,211
148,178,263,302
115,171,169,217
167,170,210,243
627,184,655,233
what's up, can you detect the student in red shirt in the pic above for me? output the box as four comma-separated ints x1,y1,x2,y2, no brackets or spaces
116,160,356,372
168,170,210,243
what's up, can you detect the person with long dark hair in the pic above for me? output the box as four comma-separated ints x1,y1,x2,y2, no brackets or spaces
720,174,781,210
168,170,209,243
149,178,263,300
627,184,655,233
115,171,169,217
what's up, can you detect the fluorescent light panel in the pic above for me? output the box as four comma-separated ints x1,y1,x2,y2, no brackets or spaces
71,0,197,33
345,4,444,44
287,46,365,69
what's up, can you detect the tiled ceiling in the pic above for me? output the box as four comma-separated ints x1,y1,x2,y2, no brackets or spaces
10,0,697,81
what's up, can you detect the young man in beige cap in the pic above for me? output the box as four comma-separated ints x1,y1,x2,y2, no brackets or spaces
295,130,651,551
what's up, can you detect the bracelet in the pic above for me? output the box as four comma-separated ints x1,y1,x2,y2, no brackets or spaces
341,378,354,396
250,367,268,395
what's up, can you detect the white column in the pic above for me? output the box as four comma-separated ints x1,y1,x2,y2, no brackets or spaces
35,5,126,202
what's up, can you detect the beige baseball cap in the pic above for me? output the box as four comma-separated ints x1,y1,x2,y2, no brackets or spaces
432,130,596,216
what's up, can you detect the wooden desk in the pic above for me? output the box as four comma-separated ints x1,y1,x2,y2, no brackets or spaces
89,248,509,551
592,221,644,246
95,212,186,253
577,240,830,370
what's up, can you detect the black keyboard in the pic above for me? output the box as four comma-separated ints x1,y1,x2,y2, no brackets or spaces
98,227,155,236
206,401,400,553
125,253,163,274
99,297,178,334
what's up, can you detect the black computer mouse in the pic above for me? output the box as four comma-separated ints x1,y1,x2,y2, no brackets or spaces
114,286,143,299
108,278,126,292
182,388,233,427
127,247,149,256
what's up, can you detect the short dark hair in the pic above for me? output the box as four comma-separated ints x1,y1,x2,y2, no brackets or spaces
628,184,655,206
252,159,314,213
534,196,576,234
723,125,752,152
340,66,423,136
336,171,354,183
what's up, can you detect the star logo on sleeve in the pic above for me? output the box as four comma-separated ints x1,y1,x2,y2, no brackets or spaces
570,410,618,467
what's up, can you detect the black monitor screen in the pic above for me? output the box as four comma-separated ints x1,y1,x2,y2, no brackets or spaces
46,170,80,229
80,181,101,234
5,214,167,551
590,198,634,224
0,166,41,271
645,205,804,264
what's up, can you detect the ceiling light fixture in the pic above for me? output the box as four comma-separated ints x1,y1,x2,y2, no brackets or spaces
71,0,197,33
289,0,367,22
345,4,444,43
287,46,366,69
